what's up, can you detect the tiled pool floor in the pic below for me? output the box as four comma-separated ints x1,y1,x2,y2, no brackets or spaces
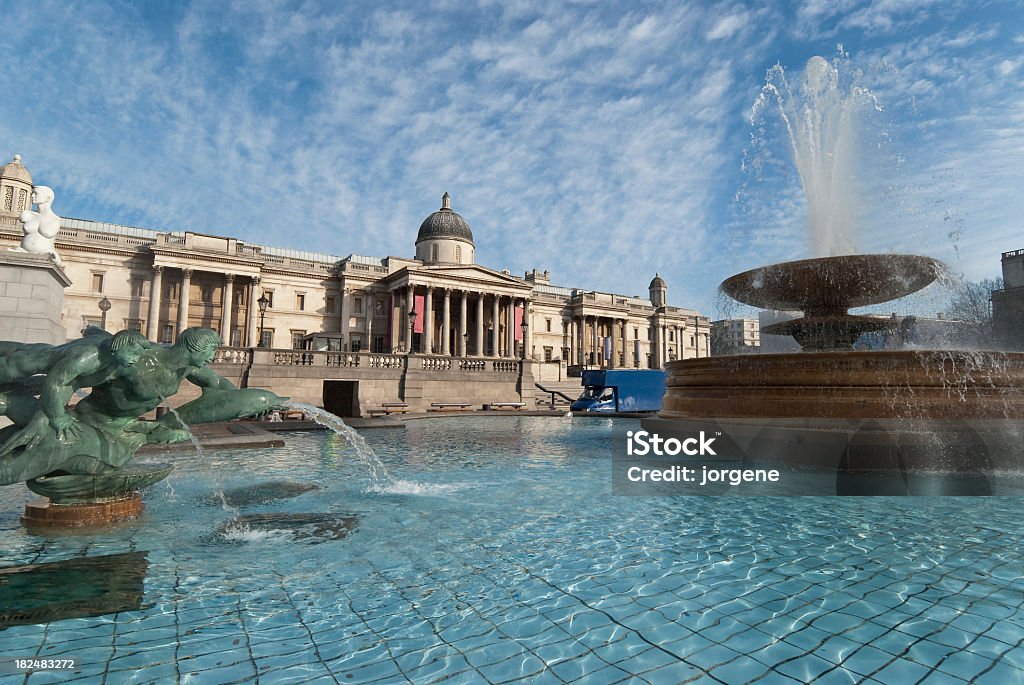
1,418,1022,684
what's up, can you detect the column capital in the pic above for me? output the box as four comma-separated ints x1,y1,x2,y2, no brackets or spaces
152,265,164,274
224,273,235,282
181,268,194,278
251,275,261,285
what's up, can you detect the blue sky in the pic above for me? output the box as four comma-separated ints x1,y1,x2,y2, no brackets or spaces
3,0,1022,317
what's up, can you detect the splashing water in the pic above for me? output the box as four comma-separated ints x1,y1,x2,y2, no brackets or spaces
160,397,237,514
287,402,392,485
753,53,882,257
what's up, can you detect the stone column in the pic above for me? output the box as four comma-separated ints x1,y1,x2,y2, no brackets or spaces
441,288,451,355
246,277,260,347
651,322,660,368
491,295,499,357
592,317,599,367
424,286,434,353
459,290,468,356
220,274,234,343
506,299,515,358
406,284,415,351
147,265,164,340
177,268,193,335
476,294,484,356
575,317,584,365
524,304,532,359
340,286,350,350
610,319,620,368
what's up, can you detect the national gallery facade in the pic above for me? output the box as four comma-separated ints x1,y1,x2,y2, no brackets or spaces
1,156,710,378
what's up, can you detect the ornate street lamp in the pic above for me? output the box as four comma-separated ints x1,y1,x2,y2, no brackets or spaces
257,292,269,347
98,296,111,331
407,306,417,354
520,315,528,360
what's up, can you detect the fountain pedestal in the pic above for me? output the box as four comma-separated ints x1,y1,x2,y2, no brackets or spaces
22,495,145,528
19,463,172,528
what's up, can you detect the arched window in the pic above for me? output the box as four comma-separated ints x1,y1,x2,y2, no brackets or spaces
455,245,462,263
431,244,439,262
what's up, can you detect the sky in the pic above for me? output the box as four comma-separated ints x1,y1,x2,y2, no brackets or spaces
3,0,1022,318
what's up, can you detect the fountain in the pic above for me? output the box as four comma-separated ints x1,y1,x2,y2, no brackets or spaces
0,326,289,526
643,55,1024,494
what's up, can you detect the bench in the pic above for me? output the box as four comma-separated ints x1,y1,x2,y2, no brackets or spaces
486,402,527,411
367,402,409,418
428,402,472,412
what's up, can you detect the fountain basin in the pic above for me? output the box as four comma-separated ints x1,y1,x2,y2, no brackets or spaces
643,351,1024,488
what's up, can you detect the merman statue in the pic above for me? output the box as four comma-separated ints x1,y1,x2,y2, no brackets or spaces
0,327,288,488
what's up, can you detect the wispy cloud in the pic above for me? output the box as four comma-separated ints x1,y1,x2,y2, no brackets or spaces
0,0,1019,315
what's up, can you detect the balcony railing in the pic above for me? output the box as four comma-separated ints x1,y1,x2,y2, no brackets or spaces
227,347,524,373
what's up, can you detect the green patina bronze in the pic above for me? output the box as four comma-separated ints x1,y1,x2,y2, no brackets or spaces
0,327,288,497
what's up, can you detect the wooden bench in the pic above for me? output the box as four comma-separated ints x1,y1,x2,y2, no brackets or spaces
428,402,472,412
367,402,409,418
487,402,527,411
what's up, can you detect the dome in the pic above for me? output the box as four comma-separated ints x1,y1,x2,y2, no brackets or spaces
416,192,474,245
649,273,666,289
0,154,32,184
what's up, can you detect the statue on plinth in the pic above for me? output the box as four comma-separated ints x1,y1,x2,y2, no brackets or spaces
10,185,62,266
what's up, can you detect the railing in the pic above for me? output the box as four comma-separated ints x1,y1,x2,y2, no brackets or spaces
257,348,522,373
213,347,249,364
1003,248,1024,259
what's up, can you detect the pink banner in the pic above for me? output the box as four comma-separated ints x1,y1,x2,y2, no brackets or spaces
514,306,523,341
414,294,425,333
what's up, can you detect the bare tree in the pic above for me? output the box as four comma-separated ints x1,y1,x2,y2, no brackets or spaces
946,277,1004,344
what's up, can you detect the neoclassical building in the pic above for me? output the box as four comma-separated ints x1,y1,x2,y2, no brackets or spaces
1,157,710,382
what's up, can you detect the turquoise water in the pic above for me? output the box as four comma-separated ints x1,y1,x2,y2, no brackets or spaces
2,416,1023,684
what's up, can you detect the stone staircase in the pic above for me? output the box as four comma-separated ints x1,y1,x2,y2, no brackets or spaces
534,380,582,409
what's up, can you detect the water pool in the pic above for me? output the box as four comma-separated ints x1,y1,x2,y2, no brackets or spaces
2,416,1023,684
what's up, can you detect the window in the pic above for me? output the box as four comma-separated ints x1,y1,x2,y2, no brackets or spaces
431,244,439,262
91,273,104,293
546,318,552,332
260,329,274,348
162,324,175,344
669,330,674,342
325,296,335,313
125,319,143,332
165,282,178,300
691,335,695,346
231,328,242,347
296,294,306,311
82,316,102,332
291,330,306,349
375,299,385,316
544,346,553,362
350,336,363,352
373,335,386,353
264,290,274,308
353,297,363,314
201,285,214,303
131,277,145,298
455,245,462,263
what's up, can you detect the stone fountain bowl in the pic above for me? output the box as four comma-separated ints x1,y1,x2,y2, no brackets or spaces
721,254,945,313
27,463,174,504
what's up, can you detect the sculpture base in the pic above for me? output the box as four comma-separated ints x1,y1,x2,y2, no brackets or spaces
22,494,144,528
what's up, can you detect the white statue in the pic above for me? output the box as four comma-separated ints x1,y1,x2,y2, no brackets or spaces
12,185,62,266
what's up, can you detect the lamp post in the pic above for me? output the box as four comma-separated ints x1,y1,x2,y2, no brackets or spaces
98,296,111,331
257,292,269,347
487,321,494,357
463,332,470,357
407,306,417,354
520,316,528,360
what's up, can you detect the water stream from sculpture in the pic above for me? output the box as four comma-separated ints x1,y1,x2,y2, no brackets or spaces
159,398,238,514
754,54,882,257
287,402,392,485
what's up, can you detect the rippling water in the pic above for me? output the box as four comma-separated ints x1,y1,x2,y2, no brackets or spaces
1,417,1022,684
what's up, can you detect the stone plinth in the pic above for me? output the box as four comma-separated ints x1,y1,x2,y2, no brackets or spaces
0,251,70,344
22,494,145,528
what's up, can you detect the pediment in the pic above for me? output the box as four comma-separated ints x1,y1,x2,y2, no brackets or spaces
403,264,532,292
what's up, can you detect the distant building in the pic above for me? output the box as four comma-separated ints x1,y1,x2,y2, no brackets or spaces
992,248,1024,350
0,157,710,372
710,318,760,356
757,310,802,354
